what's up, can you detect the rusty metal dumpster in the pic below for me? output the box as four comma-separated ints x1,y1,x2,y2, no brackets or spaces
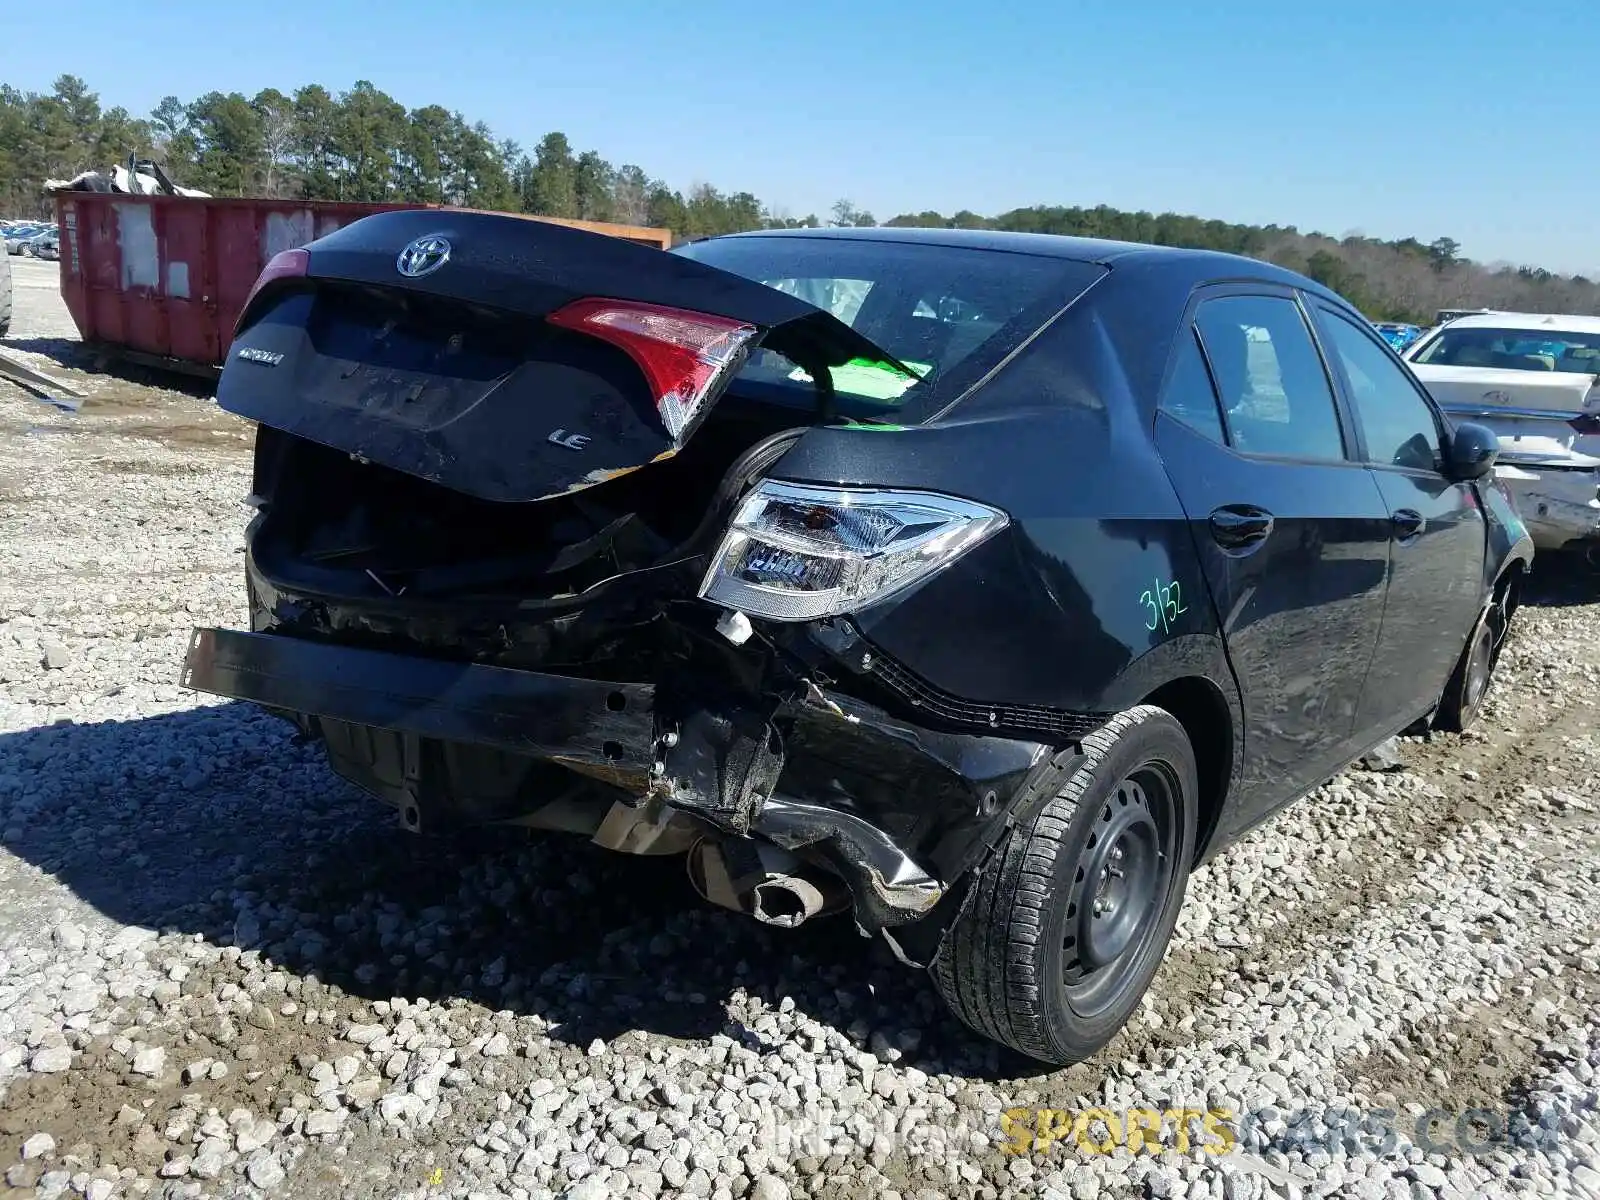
54,192,671,376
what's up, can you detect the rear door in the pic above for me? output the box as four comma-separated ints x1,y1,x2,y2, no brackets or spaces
1310,302,1487,732
1153,286,1392,823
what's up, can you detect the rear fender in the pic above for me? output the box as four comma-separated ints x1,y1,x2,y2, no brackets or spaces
1478,476,1537,593
768,353,1211,717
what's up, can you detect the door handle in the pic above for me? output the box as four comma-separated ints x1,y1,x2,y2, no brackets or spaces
1391,509,1426,542
1209,505,1275,551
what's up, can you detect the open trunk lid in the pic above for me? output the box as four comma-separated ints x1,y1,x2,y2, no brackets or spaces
218,210,911,503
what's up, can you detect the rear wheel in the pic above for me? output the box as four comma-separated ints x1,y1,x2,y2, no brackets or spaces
1435,573,1518,732
931,705,1197,1065
1435,617,1496,732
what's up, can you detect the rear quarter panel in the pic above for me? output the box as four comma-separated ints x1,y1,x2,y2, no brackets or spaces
1480,475,1537,588
769,296,1236,719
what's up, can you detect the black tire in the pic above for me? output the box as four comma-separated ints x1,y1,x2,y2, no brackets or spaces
0,251,11,339
1435,614,1496,732
931,705,1198,1065
1435,570,1519,732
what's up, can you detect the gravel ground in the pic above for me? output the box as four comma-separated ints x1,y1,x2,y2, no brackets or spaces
0,256,1598,1200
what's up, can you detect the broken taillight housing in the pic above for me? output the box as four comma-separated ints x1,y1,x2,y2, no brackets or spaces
235,248,310,334
548,299,757,442
699,481,1008,622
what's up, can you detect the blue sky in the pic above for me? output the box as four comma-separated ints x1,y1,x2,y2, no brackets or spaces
16,0,1599,273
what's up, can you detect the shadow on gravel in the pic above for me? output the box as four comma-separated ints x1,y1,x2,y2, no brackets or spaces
0,336,92,374
1,336,216,400
1520,551,1599,609
0,702,1037,1080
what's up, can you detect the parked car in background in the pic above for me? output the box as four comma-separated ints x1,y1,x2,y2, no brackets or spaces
25,229,59,261
1434,308,1495,326
182,218,1532,1065
13,226,54,256
1405,313,1600,554
3,224,47,254
1374,321,1423,353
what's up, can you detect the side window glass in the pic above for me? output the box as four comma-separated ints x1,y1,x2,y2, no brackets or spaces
1160,327,1227,445
1319,310,1442,473
1195,296,1346,461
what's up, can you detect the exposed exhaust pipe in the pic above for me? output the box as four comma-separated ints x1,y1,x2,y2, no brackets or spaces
687,838,844,927
750,877,829,928
751,795,944,923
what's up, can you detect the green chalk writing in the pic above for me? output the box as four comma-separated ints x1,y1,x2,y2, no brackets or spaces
1141,578,1189,634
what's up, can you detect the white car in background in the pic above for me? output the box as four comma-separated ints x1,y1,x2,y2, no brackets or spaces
1404,312,1600,556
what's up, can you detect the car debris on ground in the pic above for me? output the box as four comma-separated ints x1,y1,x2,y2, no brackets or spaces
0,350,84,405
1355,736,1406,772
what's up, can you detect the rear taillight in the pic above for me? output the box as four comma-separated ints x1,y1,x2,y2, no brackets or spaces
236,249,310,332
699,481,1009,622
548,299,757,441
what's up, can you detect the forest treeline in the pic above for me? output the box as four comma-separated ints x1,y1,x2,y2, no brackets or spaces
4,75,1595,322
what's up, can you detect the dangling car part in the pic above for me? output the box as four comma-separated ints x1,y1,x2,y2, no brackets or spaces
183,213,1532,1065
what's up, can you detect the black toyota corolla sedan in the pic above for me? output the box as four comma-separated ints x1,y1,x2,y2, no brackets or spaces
182,217,1532,1064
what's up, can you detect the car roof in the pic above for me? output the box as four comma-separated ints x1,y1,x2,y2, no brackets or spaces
712,225,1320,285
1439,311,1600,334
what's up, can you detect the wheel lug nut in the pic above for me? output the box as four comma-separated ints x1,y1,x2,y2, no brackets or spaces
1093,898,1109,916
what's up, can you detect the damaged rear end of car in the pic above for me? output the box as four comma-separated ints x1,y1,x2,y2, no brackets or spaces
182,212,1109,966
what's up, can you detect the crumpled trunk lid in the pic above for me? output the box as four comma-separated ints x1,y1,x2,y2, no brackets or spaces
217,210,908,503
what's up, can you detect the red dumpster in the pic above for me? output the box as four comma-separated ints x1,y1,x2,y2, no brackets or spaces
54,192,672,376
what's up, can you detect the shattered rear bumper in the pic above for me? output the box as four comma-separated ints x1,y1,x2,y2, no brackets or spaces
180,626,658,787
1496,462,1600,551
181,627,1054,930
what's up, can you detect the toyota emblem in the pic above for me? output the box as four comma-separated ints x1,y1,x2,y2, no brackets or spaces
396,234,451,279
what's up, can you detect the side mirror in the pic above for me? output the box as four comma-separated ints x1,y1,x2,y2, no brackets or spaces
1445,421,1499,481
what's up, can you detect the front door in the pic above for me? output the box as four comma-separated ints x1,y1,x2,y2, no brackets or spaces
1154,289,1392,826
1310,304,1487,734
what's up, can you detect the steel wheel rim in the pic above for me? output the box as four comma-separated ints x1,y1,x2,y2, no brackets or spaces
1061,762,1180,1018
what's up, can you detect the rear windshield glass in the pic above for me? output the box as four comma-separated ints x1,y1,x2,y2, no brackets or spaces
1412,326,1600,374
671,235,1104,420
